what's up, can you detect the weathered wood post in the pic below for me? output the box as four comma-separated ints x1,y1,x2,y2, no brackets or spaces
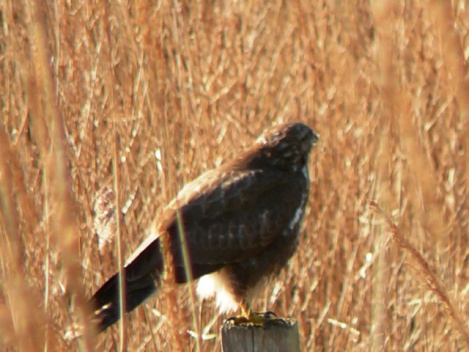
221,319,301,352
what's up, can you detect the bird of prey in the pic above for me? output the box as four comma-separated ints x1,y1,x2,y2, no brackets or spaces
90,122,319,332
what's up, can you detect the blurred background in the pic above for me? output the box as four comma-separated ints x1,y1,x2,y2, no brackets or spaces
1,0,468,350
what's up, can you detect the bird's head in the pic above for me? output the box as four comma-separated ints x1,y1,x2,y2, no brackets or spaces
248,122,319,172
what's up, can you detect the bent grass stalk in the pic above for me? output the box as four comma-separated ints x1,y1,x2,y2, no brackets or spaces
370,201,469,349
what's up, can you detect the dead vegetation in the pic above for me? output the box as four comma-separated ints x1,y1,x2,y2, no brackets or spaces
1,0,469,350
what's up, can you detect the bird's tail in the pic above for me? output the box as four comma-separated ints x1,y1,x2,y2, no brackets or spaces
90,271,157,331
90,240,163,332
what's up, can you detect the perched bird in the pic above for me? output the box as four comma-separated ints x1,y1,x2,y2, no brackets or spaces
90,122,319,331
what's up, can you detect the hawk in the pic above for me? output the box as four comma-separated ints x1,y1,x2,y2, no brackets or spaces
91,122,319,331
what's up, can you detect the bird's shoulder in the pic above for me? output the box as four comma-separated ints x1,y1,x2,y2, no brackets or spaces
157,164,291,231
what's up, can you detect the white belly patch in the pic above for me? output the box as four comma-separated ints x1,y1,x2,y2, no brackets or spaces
196,271,239,313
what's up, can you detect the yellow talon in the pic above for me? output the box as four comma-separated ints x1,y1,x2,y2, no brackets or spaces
226,310,288,327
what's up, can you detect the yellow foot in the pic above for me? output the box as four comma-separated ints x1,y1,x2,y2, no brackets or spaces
225,311,289,327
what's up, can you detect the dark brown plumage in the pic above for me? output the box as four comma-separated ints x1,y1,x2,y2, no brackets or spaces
90,122,319,331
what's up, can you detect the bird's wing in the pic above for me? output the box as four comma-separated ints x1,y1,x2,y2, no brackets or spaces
124,166,306,283
162,167,306,266
124,168,226,266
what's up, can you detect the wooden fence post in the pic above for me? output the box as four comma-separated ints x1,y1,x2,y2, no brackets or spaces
221,319,300,352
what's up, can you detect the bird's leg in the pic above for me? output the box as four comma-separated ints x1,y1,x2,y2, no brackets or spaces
225,300,251,325
239,300,251,319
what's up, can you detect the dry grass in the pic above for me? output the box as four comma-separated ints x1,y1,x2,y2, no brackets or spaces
1,0,469,351
370,201,469,349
